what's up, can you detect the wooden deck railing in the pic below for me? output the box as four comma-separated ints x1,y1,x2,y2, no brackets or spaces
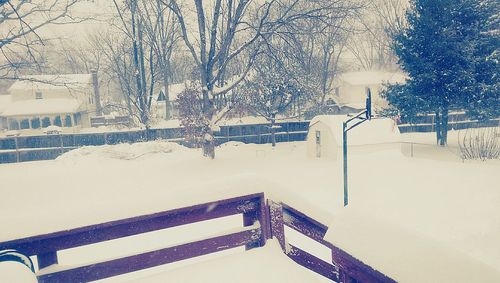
0,193,394,283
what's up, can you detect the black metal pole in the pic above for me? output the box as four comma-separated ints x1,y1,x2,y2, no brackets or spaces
343,121,348,206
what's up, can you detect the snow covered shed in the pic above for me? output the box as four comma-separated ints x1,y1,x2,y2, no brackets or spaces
307,115,402,159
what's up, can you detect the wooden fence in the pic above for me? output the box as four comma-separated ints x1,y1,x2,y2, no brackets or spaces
0,122,309,164
397,112,499,133
1,116,497,164
0,193,393,283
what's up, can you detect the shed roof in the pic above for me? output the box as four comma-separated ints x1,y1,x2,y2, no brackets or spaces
310,115,401,146
1,99,81,117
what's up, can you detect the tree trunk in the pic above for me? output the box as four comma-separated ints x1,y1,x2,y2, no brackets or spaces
163,76,171,120
201,88,215,159
435,111,441,145
439,107,448,146
270,114,276,148
202,129,215,159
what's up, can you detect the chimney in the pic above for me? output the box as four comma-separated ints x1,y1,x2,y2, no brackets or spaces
91,70,103,116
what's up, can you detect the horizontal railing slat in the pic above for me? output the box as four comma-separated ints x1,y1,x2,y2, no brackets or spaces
282,204,328,243
37,227,261,283
286,244,338,281
0,193,263,256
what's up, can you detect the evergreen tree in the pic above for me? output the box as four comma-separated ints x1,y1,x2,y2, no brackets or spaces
383,0,499,145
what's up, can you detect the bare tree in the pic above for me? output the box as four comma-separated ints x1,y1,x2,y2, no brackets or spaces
0,0,85,79
241,48,316,147
163,0,337,158
347,0,407,70
138,0,180,120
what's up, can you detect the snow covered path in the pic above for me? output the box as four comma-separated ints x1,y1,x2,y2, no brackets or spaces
1,136,499,280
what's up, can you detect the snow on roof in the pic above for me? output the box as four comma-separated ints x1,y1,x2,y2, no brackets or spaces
336,71,407,86
325,209,500,283
157,81,194,102
158,76,241,102
1,99,81,117
8,74,93,91
0,95,13,114
309,115,401,146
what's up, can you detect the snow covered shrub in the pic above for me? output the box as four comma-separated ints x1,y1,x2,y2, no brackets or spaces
177,83,214,154
459,127,500,161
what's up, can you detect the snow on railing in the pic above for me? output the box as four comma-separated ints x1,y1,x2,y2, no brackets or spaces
0,193,394,283
0,193,267,283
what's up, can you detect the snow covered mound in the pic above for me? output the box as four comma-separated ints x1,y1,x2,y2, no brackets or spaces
57,141,187,161
326,209,500,283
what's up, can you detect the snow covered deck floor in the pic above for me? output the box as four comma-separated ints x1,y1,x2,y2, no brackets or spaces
124,241,325,283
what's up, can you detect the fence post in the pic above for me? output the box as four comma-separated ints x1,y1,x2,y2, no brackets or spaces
286,123,290,142
59,134,64,155
14,136,20,163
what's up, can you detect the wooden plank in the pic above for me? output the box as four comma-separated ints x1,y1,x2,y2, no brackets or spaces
286,244,338,282
330,245,396,283
281,204,328,243
0,193,263,256
268,200,286,250
37,227,261,283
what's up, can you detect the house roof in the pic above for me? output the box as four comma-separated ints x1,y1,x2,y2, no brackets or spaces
336,71,407,86
0,95,12,114
158,82,193,102
8,74,93,92
1,99,81,117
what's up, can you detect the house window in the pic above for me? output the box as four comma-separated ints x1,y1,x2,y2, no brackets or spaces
8,119,19,130
35,91,43,99
20,119,30,129
53,116,62,127
31,118,41,129
73,113,81,125
64,115,72,127
42,117,51,128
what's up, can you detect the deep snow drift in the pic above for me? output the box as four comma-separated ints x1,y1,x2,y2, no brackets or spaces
0,130,499,281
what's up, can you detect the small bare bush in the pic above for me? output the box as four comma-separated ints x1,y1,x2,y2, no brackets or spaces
459,127,500,161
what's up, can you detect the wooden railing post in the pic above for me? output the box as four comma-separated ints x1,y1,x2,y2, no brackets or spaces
37,251,58,270
268,200,285,250
243,195,268,250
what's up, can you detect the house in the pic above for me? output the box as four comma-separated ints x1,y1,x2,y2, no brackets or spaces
325,71,407,114
152,82,189,119
306,115,403,159
152,79,237,119
0,73,100,134
0,94,13,131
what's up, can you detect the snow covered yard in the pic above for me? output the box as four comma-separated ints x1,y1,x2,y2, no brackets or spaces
0,130,499,281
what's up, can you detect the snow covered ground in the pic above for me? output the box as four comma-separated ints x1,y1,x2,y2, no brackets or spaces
0,129,499,281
